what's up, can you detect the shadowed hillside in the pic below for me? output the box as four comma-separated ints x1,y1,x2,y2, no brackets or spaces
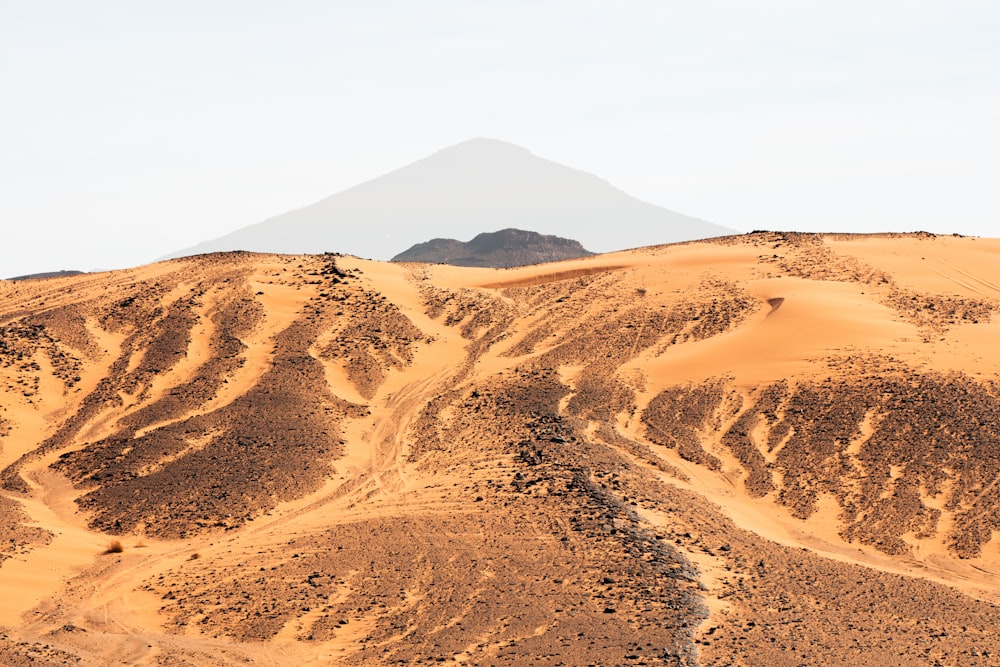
6,270,85,281
1,232,1000,665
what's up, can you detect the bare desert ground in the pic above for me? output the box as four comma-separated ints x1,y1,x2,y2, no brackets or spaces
1,232,1000,665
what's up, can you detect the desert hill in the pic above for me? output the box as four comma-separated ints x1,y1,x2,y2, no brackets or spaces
164,138,735,262
390,228,593,267
1,232,1000,665
6,270,84,281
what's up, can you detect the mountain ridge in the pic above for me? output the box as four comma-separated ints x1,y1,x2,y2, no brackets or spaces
164,138,735,262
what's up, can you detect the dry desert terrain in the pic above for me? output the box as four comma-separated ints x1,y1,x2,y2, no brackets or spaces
1,232,1000,665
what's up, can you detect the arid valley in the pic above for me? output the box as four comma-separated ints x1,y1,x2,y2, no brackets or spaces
2,232,1000,665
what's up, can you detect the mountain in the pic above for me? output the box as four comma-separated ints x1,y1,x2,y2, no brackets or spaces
6,269,84,281
3,233,1000,665
165,138,735,261
390,227,594,267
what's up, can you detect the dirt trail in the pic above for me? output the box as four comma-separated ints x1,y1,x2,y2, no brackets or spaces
0,467,111,626
368,367,454,494
1,444,322,665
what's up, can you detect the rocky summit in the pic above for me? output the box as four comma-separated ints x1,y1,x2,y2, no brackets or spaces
1,232,1000,665
391,228,593,268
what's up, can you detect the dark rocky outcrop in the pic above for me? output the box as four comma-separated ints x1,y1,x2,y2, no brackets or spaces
391,228,593,268
6,270,84,281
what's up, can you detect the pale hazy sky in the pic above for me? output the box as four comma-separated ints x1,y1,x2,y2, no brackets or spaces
2,1,998,277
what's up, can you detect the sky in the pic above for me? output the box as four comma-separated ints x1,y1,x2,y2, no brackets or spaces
2,1,998,277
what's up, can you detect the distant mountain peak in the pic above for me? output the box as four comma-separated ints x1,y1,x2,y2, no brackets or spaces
164,139,736,262
441,137,530,153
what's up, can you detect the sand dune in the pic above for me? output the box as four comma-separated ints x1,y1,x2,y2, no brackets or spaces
1,233,1000,665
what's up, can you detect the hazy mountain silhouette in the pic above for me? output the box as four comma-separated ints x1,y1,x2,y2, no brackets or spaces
391,228,593,268
165,139,735,261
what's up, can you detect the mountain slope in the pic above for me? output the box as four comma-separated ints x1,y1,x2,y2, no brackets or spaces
6,270,84,281
166,138,735,261
390,227,594,267
1,234,1000,665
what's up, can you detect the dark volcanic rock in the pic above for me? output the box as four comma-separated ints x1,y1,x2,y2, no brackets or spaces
7,270,84,281
391,228,594,268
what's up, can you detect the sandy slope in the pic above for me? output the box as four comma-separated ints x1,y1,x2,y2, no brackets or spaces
1,234,1000,665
